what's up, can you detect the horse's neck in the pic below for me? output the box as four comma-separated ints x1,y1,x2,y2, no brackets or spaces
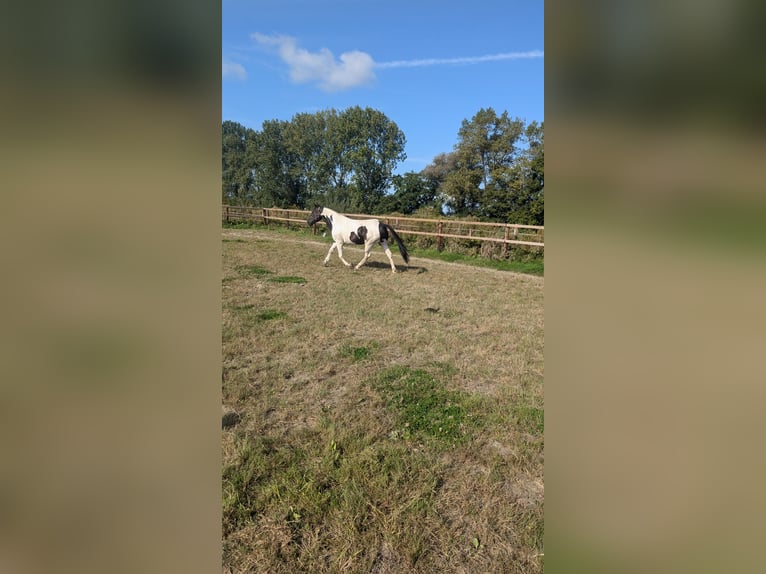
323,208,346,223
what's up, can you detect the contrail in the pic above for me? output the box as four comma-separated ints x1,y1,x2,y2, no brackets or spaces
252,32,542,91
376,50,543,69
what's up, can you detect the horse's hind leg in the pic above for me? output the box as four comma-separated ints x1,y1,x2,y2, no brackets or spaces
336,243,352,268
354,241,375,270
380,240,397,273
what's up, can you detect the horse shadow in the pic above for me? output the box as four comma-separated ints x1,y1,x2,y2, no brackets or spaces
361,261,428,273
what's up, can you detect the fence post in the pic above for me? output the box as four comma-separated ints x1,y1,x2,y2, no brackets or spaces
262,208,268,225
502,225,510,257
437,220,444,252
225,205,229,224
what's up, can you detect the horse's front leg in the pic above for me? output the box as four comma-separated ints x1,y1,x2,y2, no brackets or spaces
336,242,352,268
323,243,337,266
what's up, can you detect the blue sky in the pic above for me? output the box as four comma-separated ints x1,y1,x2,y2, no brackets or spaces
223,0,544,174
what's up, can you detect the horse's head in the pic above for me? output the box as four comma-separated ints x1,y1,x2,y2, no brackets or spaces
307,205,324,226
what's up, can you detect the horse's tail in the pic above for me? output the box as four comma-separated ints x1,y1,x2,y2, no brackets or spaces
383,223,409,264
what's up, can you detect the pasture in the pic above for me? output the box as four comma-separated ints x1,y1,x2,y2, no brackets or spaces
222,228,544,573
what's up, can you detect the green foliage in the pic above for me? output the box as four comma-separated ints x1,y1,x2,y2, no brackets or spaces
429,110,543,225
222,120,257,204
222,106,406,212
340,106,407,213
379,172,440,214
222,107,542,223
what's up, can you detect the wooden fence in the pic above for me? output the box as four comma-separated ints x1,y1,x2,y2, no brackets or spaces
222,205,544,252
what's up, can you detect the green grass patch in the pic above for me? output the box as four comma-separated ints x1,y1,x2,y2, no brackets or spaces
235,264,273,277
232,264,307,284
372,366,471,444
410,247,544,276
225,306,287,338
513,405,544,434
339,342,378,361
222,221,261,229
268,275,308,284
228,302,285,320
256,309,287,321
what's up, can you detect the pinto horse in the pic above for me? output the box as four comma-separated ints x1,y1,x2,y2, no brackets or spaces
307,206,409,272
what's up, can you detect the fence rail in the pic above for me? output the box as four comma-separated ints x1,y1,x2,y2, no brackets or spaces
222,205,544,250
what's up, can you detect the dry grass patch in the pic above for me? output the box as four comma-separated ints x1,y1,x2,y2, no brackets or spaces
222,228,544,573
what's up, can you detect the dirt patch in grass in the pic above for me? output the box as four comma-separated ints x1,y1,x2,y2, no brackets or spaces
222,228,544,573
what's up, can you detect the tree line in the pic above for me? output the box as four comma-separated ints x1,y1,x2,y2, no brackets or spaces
223,106,543,225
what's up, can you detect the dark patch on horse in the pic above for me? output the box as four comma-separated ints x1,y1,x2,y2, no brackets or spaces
307,206,334,232
349,225,368,245
378,222,389,243
306,205,323,226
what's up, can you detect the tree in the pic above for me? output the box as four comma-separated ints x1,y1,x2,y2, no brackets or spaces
424,110,543,223
519,120,544,225
224,107,407,211
380,172,439,214
340,106,407,213
443,107,525,218
419,152,456,212
247,119,301,207
222,120,255,204
222,107,541,219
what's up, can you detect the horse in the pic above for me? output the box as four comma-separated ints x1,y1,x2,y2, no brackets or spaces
307,206,410,273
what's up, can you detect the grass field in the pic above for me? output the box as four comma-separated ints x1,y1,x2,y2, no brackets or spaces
222,228,544,573
222,221,544,276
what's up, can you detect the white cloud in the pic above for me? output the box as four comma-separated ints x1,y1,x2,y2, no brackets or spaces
222,60,247,80
252,33,375,92
251,33,543,91
376,50,544,69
